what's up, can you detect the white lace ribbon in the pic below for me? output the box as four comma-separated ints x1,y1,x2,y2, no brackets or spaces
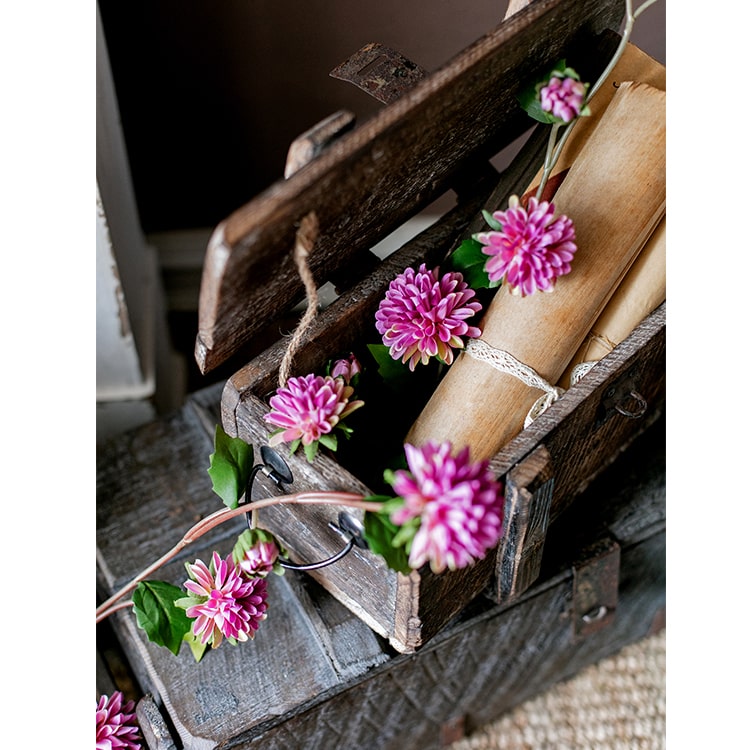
570,360,598,386
464,339,566,427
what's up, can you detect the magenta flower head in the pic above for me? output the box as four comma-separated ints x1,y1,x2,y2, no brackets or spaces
388,441,504,574
375,263,482,371
238,538,280,577
474,195,577,296
96,691,141,750
264,373,364,461
178,551,268,648
330,353,362,385
539,70,588,123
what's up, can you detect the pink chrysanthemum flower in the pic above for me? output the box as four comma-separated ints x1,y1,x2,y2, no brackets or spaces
475,195,577,296
238,538,279,577
264,373,364,447
181,552,268,648
389,441,504,573
375,263,482,371
330,353,362,384
540,73,587,123
96,691,142,750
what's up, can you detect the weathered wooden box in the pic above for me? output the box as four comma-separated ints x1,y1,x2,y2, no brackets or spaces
97,3,666,746
192,0,665,652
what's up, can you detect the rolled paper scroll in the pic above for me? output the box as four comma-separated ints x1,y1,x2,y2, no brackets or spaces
405,81,666,460
560,217,666,389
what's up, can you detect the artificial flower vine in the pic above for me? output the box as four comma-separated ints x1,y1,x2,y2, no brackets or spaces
96,424,504,661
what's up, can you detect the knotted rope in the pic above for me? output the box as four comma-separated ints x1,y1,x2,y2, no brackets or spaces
278,211,320,388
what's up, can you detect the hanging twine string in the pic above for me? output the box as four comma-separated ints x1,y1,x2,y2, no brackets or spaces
278,211,320,389
464,338,566,427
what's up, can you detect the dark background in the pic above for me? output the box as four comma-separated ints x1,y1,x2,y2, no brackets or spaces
98,1,666,237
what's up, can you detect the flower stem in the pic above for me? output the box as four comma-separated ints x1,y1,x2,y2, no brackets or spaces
96,491,379,623
535,122,561,200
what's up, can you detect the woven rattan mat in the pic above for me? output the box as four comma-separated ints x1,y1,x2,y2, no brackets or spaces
448,630,666,750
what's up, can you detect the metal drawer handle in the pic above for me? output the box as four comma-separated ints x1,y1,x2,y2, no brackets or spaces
240,446,368,571
614,390,648,419
581,605,609,623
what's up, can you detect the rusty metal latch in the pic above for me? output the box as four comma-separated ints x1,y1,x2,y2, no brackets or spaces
329,42,428,104
571,536,620,642
596,365,648,426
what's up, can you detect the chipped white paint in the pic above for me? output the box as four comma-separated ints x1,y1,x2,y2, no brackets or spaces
96,182,153,401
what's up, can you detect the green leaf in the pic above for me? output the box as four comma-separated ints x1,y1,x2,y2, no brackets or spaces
390,516,420,549
445,238,499,290
366,343,413,391
319,432,338,451
183,629,209,662
363,501,412,575
132,581,193,656
303,441,319,463
481,210,502,231
207,424,254,509
517,83,556,124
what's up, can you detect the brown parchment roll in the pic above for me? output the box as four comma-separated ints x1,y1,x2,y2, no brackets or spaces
560,217,666,389
405,81,666,460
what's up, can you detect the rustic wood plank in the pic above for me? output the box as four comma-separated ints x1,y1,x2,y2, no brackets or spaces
282,571,391,681
284,110,356,179
496,444,555,603
96,383,230,591
135,695,179,750
196,0,625,373
204,519,664,749
489,302,666,517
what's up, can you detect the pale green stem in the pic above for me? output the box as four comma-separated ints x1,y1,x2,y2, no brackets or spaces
535,122,561,201
535,0,661,198
96,491,378,623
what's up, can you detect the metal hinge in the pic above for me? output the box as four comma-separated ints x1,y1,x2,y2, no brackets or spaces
571,536,620,642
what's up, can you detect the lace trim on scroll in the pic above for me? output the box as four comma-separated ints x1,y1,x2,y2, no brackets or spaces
570,360,597,385
464,339,565,427
569,332,613,386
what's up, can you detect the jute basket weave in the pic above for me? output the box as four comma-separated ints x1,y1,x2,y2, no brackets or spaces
449,630,666,750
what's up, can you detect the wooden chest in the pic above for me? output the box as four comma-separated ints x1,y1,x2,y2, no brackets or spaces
191,0,665,652
96,0,666,745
